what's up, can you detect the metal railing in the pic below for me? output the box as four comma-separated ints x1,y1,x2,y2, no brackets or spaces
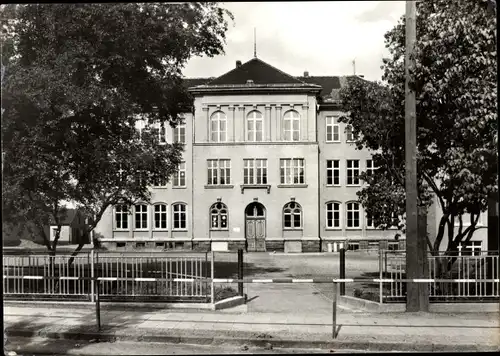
382,250,500,302
3,251,210,302
3,253,91,300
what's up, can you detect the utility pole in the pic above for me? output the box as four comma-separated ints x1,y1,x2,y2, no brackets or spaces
405,0,428,312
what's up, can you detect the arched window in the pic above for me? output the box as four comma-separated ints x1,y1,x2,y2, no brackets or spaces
210,111,227,142
134,204,148,229
283,110,300,141
346,202,360,228
115,205,129,230
172,203,187,230
154,204,168,230
326,202,341,229
283,201,302,229
210,202,228,230
246,110,263,141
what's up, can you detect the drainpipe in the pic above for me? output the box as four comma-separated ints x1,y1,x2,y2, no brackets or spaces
317,108,322,252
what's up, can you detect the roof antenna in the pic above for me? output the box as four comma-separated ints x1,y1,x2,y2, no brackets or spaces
352,58,356,75
254,27,257,58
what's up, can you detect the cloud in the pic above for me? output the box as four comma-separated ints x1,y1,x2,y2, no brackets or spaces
183,2,405,81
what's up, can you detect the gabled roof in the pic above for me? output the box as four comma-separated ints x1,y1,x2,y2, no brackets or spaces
208,57,308,85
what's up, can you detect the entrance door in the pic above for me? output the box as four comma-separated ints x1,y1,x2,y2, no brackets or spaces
245,202,266,252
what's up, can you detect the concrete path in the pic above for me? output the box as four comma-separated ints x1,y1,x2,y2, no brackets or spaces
4,304,500,352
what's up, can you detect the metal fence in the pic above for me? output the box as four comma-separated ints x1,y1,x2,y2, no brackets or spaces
3,251,210,302
382,250,500,302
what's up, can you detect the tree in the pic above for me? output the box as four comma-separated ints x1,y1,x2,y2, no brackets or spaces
339,0,497,260
1,3,234,262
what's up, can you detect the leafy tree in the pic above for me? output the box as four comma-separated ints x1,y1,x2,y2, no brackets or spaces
339,0,497,258
1,3,233,262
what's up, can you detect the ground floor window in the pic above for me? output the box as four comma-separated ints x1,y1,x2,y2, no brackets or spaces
347,242,360,251
210,202,228,230
154,204,168,229
173,203,187,230
283,201,302,229
115,205,129,230
460,241,482,256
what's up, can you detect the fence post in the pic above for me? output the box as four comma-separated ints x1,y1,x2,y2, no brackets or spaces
339,248,345,296
90,250,95,303
237,249,244,297
95,251,101,331
379,245,383,304
210,250,215,304
332,282,337,339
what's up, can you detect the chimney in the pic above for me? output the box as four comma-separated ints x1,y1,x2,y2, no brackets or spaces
304,71,309,77
236,60,242,68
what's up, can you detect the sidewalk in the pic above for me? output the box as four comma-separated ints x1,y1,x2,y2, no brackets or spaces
4,303,500,352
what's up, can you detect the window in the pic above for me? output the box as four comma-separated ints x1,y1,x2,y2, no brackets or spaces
347,242,360,251
210,202,228,230
246,111,264,142
115,205,129,230
153,121,167,144
174,121,186,143
326,116,340,142
345,124,354,142
388,242,400,251
117,165,126,184
366,213,374,229
243,159,267,184
172,203,187,230
366,159,377,177
153,176,167,188
283,110,300,141
346,160,360,185
173,162,186,187
326,202,341,229
210,111,227,142
207,159,231,185
154,204,167,230
135,204,148,229
326,160,340,186
283,202,302,229
460,241,482,256
280,158,305,184
136,170,145,186
346,202,360,228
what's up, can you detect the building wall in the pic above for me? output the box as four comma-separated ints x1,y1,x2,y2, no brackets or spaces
317,108,402,249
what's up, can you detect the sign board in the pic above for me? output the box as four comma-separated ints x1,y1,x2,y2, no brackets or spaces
211,241,228,251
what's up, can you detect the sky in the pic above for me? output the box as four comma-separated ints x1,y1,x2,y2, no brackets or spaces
183,1,406,81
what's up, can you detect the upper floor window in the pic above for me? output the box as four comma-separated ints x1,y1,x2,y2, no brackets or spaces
174,120,186,143
326,116,340,142
346,202,360,228
153,176,168,188
153,121,167,144
115,205,129,230
326,160,340,186
283,201,302,229
154,204,168,230
346,160,360,186
280,158,305,185
207,159,231,185
244,159,267,185
366,159,377,177
246,111,264,142
283,110,300,141
210,111,227,142
173,162,186,187
172,203,187,230
326,202,341,229
345,124,355,142
134,204,148,230
210,202,228,230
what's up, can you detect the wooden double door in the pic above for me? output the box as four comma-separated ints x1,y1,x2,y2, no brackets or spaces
245,202,266,252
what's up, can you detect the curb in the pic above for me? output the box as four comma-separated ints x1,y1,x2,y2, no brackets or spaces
5,328,499,352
